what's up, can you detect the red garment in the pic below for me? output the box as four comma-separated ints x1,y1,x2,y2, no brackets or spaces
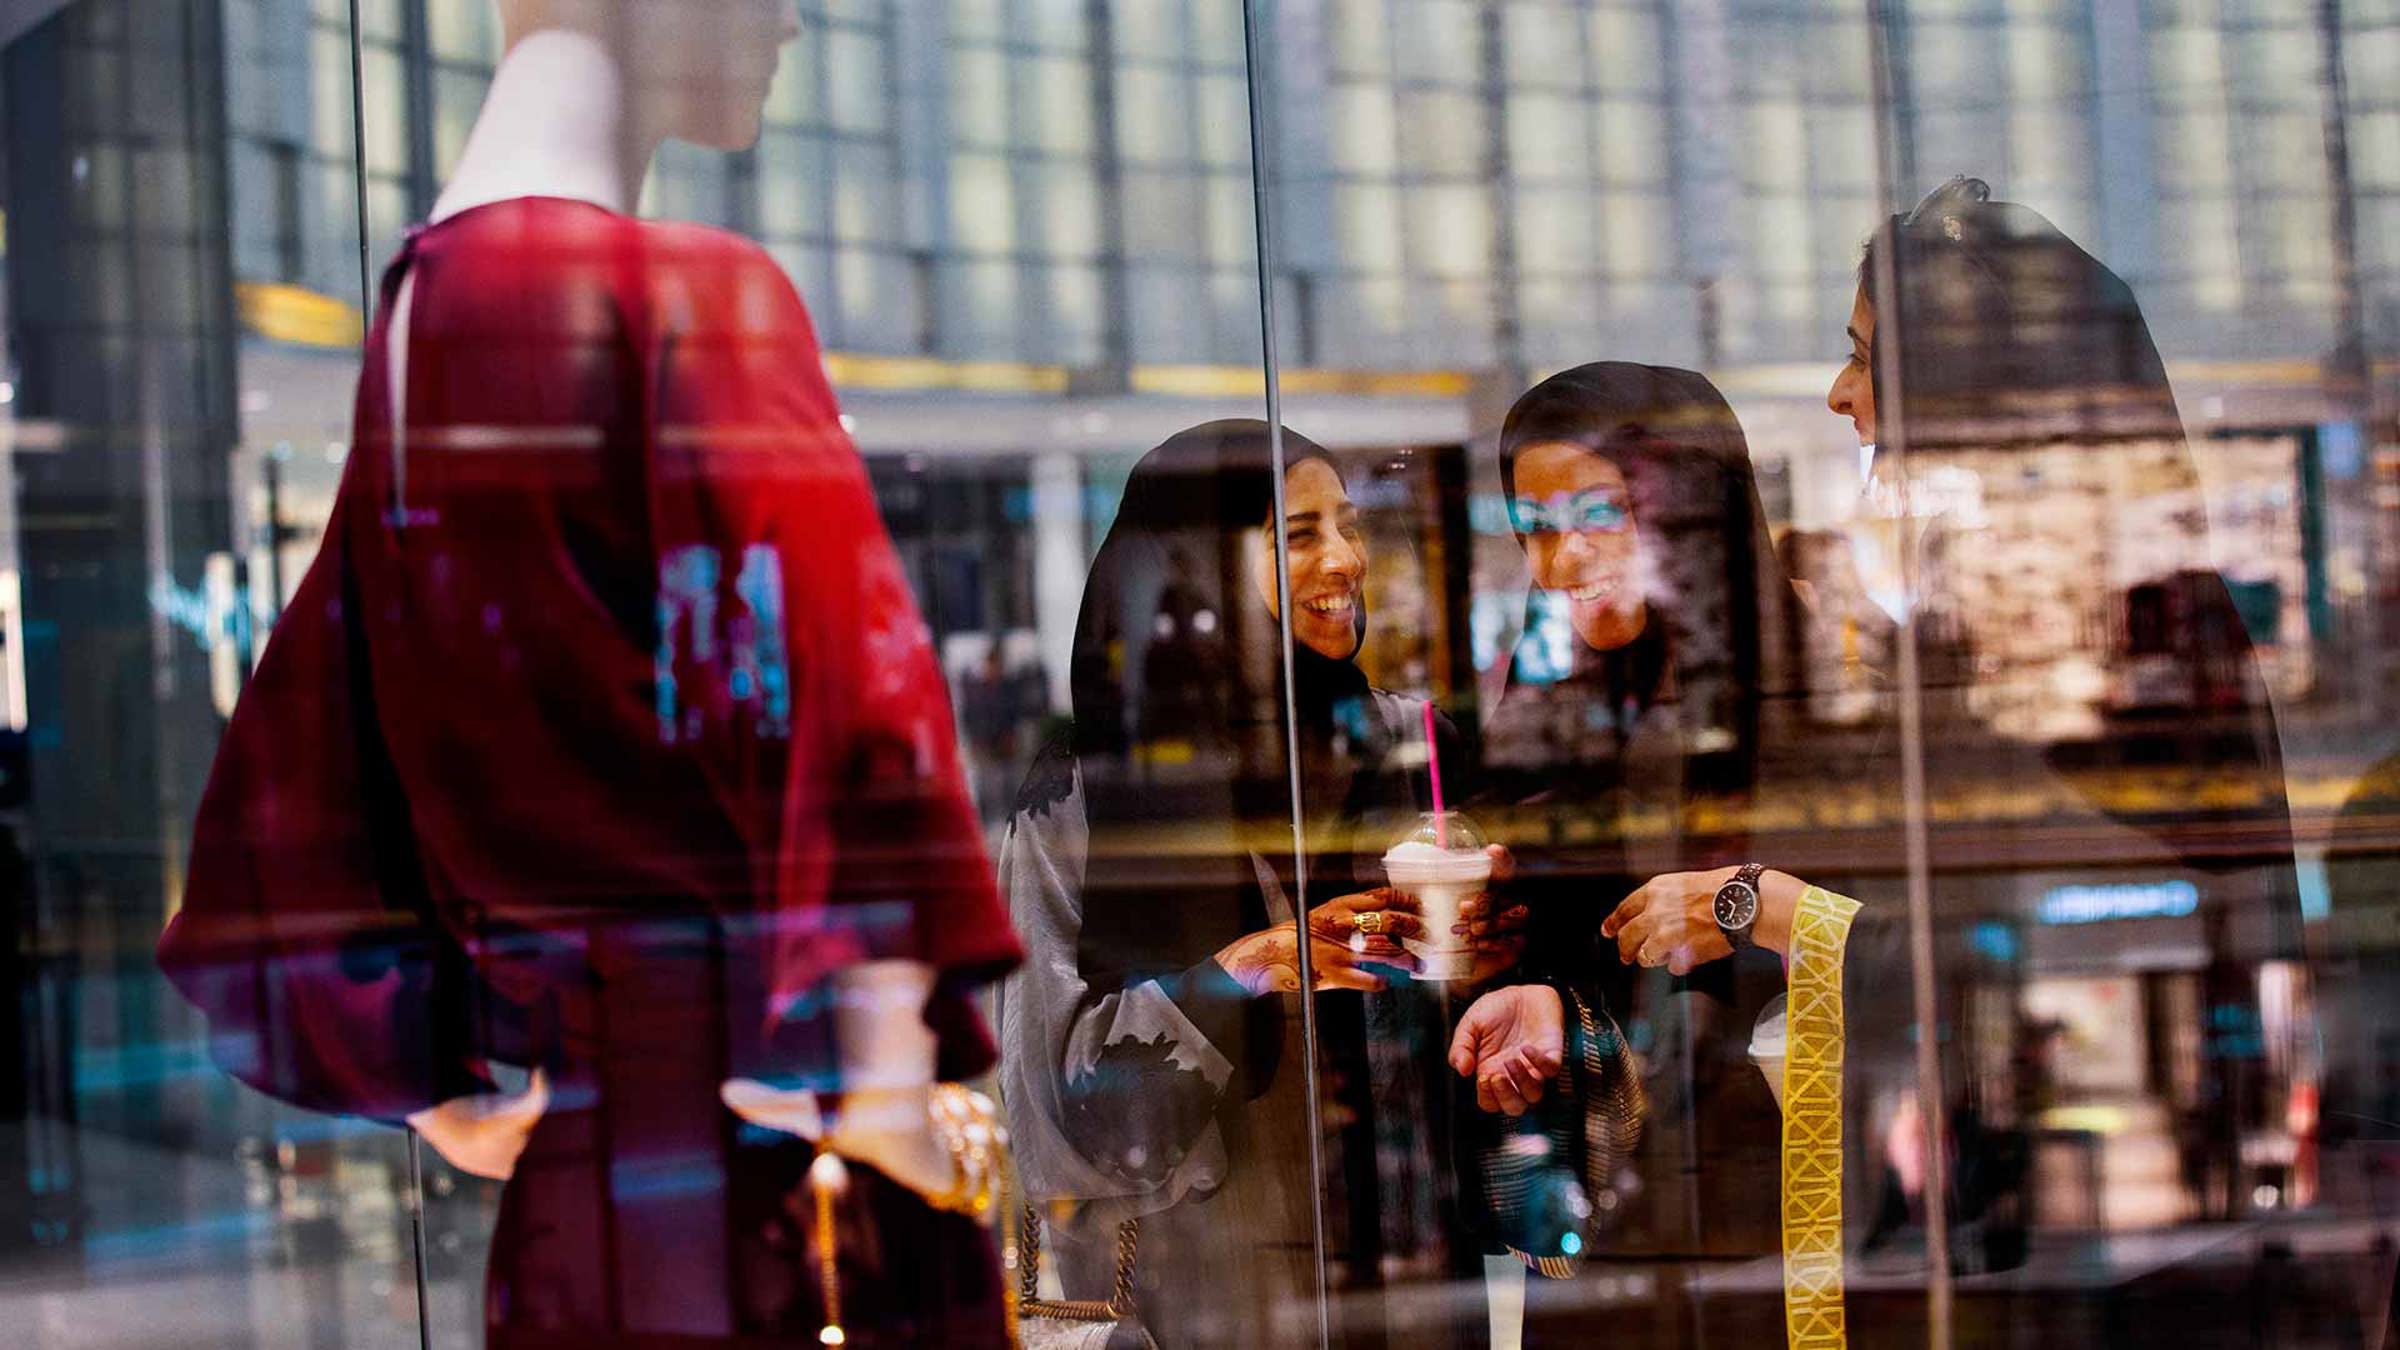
159,197,1020,1345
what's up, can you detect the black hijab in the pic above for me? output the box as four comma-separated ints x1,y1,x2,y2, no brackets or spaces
1051,421,1383,1016
1862,175,2185,452
1864,177,2297,906
1491,362,1783,799
1065,420,1369,823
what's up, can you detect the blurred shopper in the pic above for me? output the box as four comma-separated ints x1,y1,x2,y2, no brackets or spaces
1831,177,2302,1232
998,421,1566,1348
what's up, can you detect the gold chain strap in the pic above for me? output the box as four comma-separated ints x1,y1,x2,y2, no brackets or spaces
1014,1201,1140,1323
1113,1217,1139,1314
1015,1201,1042,1306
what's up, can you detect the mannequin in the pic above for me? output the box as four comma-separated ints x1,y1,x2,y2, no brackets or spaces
399,0,962,1207
160,1,1023,1344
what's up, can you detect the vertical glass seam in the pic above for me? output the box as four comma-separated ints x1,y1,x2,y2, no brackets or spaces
1864,6,1952,1350
1238,3,1332,1346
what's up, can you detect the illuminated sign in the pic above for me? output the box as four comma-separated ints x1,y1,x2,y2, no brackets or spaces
2037,880,2198,926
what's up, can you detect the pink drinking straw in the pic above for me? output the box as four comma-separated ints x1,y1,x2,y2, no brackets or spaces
1422,701,1448,847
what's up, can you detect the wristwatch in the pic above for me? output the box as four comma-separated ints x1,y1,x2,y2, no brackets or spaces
1713,863,1767,950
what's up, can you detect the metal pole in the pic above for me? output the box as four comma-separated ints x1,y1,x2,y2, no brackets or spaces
343,6,430,1344
406,1130,434,1350
1863,6,1953,1350
1239,3,1330,1345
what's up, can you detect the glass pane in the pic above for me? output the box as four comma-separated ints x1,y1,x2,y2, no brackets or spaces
28,0,2400,1347
1246,0,2398,1345
58,0,1303,1346
0,0,428,1344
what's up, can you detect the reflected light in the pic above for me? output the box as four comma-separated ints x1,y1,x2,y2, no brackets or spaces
2037,880,2199,925
2040,1104,2132,1135
1,569,22,732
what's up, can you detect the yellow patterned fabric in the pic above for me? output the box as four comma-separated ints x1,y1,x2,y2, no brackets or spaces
1782,886,1860,1350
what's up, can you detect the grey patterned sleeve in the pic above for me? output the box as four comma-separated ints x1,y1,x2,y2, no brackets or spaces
995,760,1245,1218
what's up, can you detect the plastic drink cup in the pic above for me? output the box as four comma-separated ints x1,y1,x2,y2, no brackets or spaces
1382,812,1491,982
1750,994,1788,1110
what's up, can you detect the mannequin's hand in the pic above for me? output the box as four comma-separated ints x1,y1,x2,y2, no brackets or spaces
1448,985,1564,1117
823,1086,961,1199
1217,890,1420,995
407,1069,549,1180
720,1080,961,1202
720,958,966,1202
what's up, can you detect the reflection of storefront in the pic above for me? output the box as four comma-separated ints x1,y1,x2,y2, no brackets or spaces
867,453,1056,819
868,453,1039,662
1915,866,2306,1235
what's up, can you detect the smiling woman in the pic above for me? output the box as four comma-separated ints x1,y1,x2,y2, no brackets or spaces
996,420,1564,1347
1249,456,1368,662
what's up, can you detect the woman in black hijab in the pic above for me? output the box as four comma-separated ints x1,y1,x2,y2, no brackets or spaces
997,420,1557,1348
1461,366,1874,1334
1442,362,2016,1350
1831,177,2302,1231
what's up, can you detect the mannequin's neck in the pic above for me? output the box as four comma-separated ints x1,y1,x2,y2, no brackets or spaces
431,30,657,223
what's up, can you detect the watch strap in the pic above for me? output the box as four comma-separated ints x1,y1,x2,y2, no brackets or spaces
1719,863,1767,948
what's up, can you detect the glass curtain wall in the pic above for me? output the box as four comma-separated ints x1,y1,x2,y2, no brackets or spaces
4,1,2400,1348
1245,0,2400,1345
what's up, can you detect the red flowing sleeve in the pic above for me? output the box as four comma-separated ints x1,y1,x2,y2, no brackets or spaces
157,519,493,1122
638,227,1022,1081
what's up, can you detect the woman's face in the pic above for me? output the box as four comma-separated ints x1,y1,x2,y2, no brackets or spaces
1249,458,1366,661
1828,285,1878,446
1511,441,1647,652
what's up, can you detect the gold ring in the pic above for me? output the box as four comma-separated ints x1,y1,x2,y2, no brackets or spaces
1355,911,1386,936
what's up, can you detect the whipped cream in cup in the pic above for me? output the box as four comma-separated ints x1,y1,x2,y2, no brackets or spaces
1381,813,1492,982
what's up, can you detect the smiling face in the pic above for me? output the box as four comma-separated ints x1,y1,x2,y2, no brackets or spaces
1828,284,1878,447
1248,457,1366,661
1511,440,1647,652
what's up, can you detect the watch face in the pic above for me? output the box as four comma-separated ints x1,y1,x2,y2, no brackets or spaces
1714,881,1759,930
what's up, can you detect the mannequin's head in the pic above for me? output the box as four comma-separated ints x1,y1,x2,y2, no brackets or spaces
498,0,800,151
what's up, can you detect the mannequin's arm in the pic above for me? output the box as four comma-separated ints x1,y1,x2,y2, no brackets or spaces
409,959,960,1195
722,958,962,1200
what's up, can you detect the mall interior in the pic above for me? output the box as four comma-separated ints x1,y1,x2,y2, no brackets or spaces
3,0,2400,1346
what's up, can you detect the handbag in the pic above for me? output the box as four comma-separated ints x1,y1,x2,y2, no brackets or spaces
1009,1204,1155,1350
1476,983,1647,1277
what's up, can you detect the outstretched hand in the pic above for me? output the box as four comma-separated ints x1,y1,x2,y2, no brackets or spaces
407,1068,550,1180
1217,889,1423,994
1448,983,1564,1117
1599,869,1738,975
